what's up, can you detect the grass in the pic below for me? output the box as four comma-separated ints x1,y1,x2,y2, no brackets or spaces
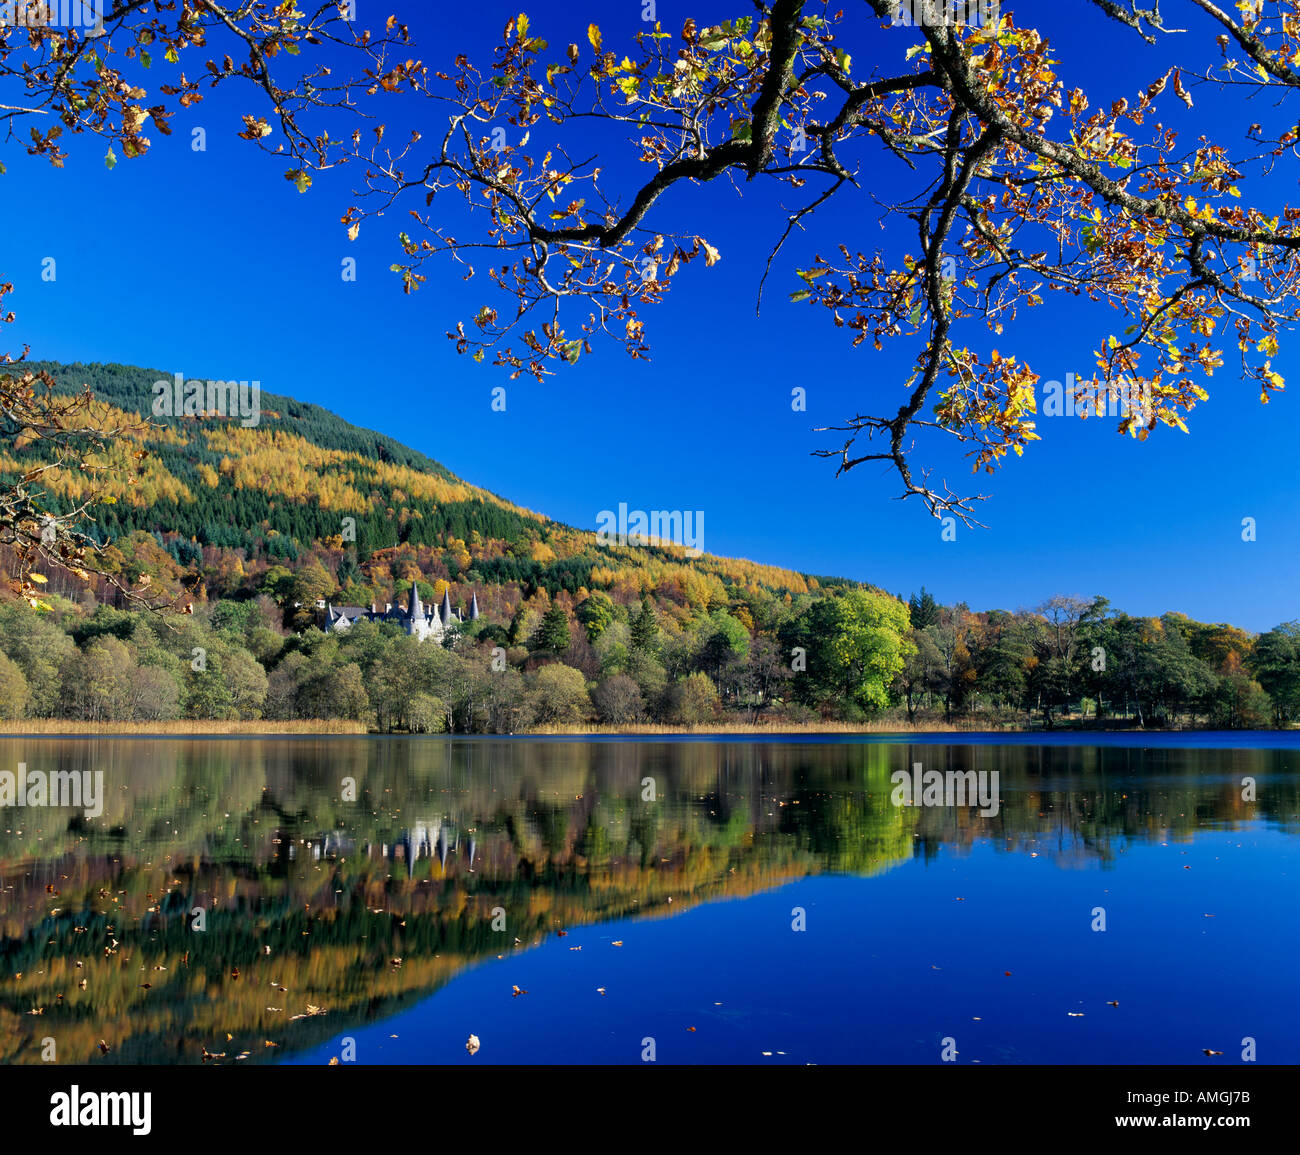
522,718,1025,735
0,719,367,735
0,715,1263,737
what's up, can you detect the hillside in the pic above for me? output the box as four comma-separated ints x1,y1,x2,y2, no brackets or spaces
17,360,830,604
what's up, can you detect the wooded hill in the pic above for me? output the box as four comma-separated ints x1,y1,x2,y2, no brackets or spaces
0,361,1295,733
15,360,831,604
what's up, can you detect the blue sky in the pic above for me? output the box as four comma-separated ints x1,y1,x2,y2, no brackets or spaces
3,1,1297,630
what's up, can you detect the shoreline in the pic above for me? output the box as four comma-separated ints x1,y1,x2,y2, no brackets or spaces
0,719,1292,737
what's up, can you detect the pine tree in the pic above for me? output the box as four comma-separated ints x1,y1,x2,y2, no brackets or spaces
630,595,659,654
909,587,939,630
532,605,571,654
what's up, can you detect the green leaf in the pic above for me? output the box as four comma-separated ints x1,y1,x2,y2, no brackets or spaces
790,289,812,303
105,145,117,170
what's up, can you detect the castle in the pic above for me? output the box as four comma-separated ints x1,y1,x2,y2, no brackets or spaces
319,584,479,643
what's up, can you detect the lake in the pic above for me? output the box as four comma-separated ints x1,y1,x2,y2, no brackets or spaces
1,734,1296,1065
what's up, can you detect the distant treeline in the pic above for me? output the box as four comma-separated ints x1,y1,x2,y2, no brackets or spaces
0,580,1296,731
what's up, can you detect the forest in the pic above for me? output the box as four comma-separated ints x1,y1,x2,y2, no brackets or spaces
0,362,1296,732
1,566,1297,732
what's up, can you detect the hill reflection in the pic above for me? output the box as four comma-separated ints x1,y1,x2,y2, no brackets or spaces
1,737,1294,1063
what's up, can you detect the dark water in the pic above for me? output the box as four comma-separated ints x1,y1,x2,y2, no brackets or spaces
1,735,1296,1065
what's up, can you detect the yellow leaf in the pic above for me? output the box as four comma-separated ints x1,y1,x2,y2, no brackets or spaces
588,23,601,53
29,573,47,584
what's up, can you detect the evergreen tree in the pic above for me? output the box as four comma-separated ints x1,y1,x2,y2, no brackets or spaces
909,587,939,630
337,551,362,588
630,596,659,654
531,605,571,654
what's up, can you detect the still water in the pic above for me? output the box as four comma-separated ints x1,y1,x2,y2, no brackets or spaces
1,735,1296,1065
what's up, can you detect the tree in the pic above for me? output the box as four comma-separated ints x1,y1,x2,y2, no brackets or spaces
348,3,1300,522
971,609,1032,715
669,672,721,724
898,626,943,721
627,649,669,718
629,595,660,654
0,4,404,592
409,692,449,733
337,552,363,590
62,635,134,721
700,609,751,683
528,663,592,725
0,601,75,715
1250,622,1300,725
531,604,572,655
575,591,617,641
909,588,940,630
926,606,976,720
288,559,337,631
592,674,644,724
131,665,181,722
1027,596,1098,725
0,650,30,718
741,634,793,717
796,589,914,713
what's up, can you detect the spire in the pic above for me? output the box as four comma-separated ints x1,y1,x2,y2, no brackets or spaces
440,589,453,625
470,592,480,621
409,581,423,618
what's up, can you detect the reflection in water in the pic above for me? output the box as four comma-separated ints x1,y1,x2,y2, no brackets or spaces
0,736,1296,1064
